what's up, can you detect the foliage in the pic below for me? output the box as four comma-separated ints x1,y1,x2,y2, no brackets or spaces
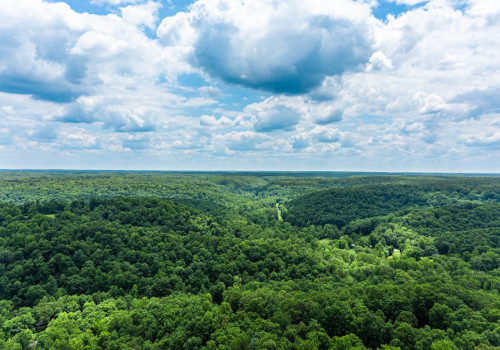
0,171,499,349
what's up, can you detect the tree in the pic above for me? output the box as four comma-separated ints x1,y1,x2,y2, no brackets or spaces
429,304,451,330
431,340,458,350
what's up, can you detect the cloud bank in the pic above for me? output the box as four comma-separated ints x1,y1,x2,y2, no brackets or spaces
0,0,498,172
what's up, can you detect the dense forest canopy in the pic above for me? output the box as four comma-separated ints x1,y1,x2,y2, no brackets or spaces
0,171,499,349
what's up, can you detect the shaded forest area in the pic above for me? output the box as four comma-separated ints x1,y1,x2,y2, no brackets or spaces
0,171,499,349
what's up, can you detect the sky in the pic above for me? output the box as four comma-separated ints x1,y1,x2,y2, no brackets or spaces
0,0,499,172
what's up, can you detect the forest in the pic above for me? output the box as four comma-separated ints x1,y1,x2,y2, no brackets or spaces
0,171,499,350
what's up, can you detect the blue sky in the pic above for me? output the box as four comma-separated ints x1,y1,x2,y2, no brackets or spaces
0,0,499,172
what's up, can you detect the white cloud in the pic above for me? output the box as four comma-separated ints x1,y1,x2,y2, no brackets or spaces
121,1,160,30
0,0,499,171
313,108,344,125
404,122,425,132
244,97,304,132
314,126,342,143
199,115,234,127
222,131,272,152
158,0,376,94
59,127,99,149
458,113,500,148
418,93,447,114
467,0,500,20
71,31,129,57
0,0,191,107
0,0,206,145
366,51,393,71
462,131,500,148
0,0,95,101
341,0,500,125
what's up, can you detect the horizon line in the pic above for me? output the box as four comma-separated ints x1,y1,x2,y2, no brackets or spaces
0,169,499,175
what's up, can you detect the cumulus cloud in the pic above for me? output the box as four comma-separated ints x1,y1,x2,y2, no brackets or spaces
342,0,500,124
54,99,158,132
238,96,305,132
223,131,271,152
239,94,346,131
199,115,234,127
0,0,98,102
0,0,181,106
462,131,500,148
366,51,393,71
457,113,500,149
252,105,301,132
158,0,376,94
314,108,343,125
451,87,500,119
102,109,157,132
121,1,160,30
289,126,371,152
58,127,99,149
418,94,447,114
313,126,342,143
